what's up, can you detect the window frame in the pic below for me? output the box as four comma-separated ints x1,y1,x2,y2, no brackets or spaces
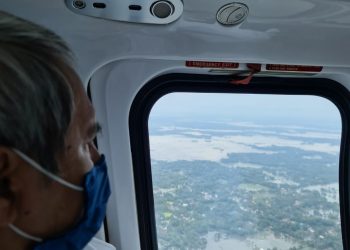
129,74,350,250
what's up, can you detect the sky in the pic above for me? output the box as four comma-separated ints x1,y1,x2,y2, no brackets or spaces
149,93,342,130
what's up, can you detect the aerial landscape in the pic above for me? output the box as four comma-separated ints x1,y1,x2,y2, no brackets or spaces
148,93,343,250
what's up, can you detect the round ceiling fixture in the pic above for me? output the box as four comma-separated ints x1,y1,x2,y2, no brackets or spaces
151,1,174,19
72,0,86,9
216,3,249,26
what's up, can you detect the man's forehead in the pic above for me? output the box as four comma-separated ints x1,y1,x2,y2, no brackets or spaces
64,65,96,136
75,87,96,136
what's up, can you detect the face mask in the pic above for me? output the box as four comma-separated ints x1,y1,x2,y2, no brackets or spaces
8,149,111,250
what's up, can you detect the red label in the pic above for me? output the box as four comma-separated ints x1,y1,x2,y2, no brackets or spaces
186,61,239,69
266,64,323,72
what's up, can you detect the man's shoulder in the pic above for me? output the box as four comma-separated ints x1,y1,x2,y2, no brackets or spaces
84,237,116,250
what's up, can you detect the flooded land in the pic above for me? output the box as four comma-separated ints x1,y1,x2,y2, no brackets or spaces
150,121,342,250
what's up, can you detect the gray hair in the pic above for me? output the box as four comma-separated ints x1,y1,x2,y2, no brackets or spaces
0,11,74,173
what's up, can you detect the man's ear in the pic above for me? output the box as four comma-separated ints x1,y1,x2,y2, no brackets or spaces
0,147,20,227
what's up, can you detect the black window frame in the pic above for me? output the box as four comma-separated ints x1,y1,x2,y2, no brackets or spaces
129,73,350,250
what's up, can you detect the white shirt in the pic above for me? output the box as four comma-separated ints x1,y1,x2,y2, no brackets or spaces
83,238,116,250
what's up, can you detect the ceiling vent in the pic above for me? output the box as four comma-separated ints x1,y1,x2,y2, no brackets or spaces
151,1,174,19
66,0,183,24
216,3,249,26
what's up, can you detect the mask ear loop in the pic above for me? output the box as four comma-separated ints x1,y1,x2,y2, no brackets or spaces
8,224,43,242
230,64,261,85
12,149,84,192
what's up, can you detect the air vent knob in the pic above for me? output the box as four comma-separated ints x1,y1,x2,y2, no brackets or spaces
217,3,249,25
151,1,174,19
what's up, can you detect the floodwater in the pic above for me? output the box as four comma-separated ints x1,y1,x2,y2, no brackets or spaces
300,183,339,203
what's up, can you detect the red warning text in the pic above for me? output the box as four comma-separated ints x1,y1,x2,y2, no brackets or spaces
186,61,239,69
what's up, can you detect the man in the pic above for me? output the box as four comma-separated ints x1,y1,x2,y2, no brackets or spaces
0,11,115,250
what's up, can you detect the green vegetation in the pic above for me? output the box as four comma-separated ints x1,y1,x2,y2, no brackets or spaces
152,147,342,250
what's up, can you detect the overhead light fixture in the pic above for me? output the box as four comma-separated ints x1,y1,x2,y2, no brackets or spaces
66,0,183,24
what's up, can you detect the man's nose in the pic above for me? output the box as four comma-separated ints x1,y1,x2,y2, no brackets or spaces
89,143,101,164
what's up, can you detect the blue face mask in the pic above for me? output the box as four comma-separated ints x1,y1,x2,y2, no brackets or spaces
8,149,111,250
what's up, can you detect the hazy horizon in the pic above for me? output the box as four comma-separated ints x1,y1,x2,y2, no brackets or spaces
150,93,342,131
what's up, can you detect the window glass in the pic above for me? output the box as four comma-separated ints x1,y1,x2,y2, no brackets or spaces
148,93,342,250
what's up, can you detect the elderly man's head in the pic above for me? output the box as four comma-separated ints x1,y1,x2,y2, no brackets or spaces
0,11,108,250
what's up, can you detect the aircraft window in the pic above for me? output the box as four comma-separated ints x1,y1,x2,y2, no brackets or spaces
148,93,342,250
